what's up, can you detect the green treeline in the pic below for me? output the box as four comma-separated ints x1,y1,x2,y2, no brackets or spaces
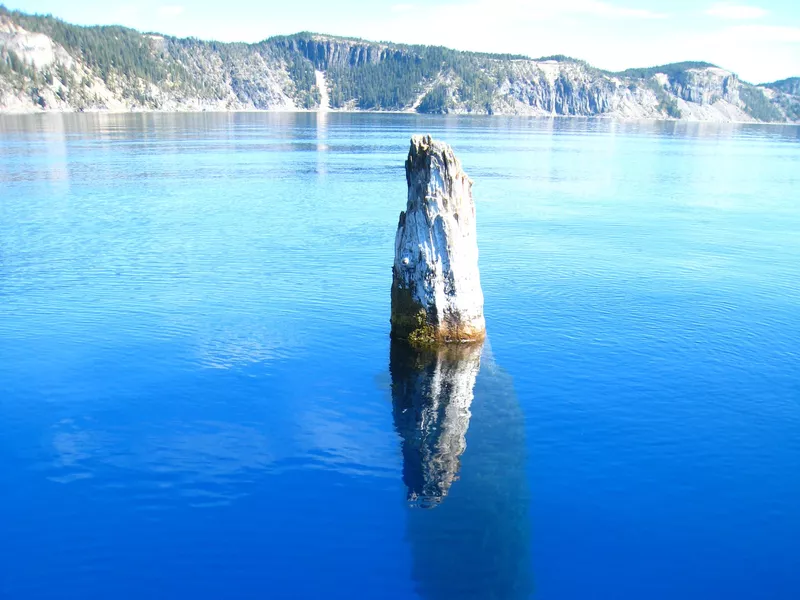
323,45,508,111
646,79,682,118
766,77,800,95
616,62,719,80
416,84,450,113
2,6,185,85
327,52,437,109
740,86,783,122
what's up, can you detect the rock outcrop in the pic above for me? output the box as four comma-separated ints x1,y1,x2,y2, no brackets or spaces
391,135,485,346
667,67,740,105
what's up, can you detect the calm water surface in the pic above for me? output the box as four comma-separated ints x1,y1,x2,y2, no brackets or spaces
1,113,799,599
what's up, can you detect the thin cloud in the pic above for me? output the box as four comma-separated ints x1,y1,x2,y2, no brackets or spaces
577,1,667,19
726,24,800,42
157,5,185,18
490,0,668,20
705,4,767,20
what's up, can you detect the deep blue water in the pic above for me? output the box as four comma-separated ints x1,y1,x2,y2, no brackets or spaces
1,112,799,599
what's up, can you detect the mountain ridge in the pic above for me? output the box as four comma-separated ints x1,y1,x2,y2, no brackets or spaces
1,6,798,122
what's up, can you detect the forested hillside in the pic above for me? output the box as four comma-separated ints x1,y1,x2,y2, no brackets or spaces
1,6,798,121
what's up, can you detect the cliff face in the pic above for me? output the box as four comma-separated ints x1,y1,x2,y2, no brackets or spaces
273,36,392,69
666,67,739,104
493,62,621,115
1,7,798,122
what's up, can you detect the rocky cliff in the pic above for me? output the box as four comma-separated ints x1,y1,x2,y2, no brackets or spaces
1,7,798,122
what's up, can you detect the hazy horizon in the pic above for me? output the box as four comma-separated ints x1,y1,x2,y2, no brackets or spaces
3,0,799,83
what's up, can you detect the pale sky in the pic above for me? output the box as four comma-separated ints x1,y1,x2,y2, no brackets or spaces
5,0,800,83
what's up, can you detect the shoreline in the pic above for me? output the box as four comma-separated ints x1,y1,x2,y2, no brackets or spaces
0,107,796,126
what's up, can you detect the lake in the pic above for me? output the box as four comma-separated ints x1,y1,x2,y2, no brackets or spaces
1,112,799,599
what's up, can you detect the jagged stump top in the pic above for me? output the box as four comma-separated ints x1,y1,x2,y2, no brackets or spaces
391,135,485,347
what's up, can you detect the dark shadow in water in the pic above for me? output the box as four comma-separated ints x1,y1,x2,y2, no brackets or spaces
390,340,533,600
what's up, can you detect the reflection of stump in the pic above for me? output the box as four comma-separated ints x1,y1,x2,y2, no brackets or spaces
391,135,485,347
390,341,534,599
390,341,482,508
